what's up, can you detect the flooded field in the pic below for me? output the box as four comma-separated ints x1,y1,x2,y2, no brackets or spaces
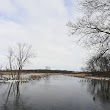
0,75,110,110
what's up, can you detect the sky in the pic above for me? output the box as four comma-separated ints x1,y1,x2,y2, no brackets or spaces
0,0,87,71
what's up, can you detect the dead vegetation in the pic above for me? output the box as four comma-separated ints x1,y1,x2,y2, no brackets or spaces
30,73,49,80
0,72,51,83
66,73,92,78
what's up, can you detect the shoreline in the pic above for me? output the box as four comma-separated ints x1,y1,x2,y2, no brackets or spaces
66,73,110,81
87,76,110,81
0,72,110,81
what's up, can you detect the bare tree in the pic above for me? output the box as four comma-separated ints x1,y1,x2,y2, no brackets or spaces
7,47,15,79
0,65,3,79
7,43,34,80
85,56,97,72
15,43,34,80
85,54,110,72
68,0,110,57
45,66,50,70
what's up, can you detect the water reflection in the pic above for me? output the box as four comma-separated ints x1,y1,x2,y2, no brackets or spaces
87,79,110,103
1,75,50,110
44,75,50,83
3,82,22,110
0,75,110,110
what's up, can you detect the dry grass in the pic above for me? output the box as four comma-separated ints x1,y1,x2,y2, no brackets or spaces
66,73,92,78
0,72,26,75
0,72,51,82
30,73,49,80
0,72,62,75
0,72,91,78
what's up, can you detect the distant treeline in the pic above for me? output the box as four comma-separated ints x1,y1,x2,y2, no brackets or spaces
0,69,74,74
0,69,110,77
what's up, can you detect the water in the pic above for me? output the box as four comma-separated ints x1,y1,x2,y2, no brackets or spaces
0,75,110,110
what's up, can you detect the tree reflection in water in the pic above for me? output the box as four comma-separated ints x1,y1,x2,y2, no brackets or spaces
2,76,110,110
3,82,26,110
87,79,110,103
2,75,50,110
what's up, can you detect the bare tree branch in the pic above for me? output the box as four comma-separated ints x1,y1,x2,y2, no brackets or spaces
68,0,110,57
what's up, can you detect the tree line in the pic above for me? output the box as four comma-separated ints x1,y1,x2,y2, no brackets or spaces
68,0,110,73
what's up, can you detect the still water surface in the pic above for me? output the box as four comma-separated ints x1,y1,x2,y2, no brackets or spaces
0,75,110,110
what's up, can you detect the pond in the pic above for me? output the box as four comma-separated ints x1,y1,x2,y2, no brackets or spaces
0,75,110,110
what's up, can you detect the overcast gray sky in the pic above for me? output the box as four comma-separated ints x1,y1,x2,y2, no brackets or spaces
0,0,87,71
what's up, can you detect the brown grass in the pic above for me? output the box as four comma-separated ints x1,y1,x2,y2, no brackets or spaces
0,72,26,75
30,73,49,80
0,72,92,79
66,73,92,78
